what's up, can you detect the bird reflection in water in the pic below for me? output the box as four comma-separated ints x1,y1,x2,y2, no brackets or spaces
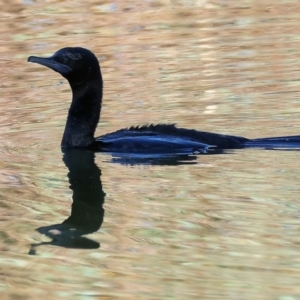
29,149,209,254
29,149,105,254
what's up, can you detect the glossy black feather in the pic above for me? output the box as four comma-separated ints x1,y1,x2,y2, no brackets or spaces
28,47,300,154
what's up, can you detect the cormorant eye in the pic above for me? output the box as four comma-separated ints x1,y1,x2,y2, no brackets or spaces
57,56,69,64
62,57,69,64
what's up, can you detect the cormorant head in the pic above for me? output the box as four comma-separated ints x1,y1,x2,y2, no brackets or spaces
28,47,101,86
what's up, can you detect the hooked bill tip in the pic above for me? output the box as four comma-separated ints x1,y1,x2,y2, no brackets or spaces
27,56,37,63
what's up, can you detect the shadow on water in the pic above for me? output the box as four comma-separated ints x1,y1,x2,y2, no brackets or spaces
29,149,105,254
106,148,228,165
28,145,300,254
29,144,297,255
29,149,228,254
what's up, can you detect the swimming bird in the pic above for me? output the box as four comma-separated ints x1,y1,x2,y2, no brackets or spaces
27,47,300,154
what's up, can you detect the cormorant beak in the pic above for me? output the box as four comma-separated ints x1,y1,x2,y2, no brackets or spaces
27,56,72,75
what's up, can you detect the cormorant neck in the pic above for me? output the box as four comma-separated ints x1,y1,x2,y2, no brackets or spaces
61,74,103,148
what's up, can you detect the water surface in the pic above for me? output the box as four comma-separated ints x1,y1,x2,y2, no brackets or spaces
1,0,300,299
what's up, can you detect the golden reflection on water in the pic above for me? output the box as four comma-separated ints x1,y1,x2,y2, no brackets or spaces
1,0,300,299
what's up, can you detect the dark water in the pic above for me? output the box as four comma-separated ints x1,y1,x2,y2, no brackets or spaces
1,0,300,299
